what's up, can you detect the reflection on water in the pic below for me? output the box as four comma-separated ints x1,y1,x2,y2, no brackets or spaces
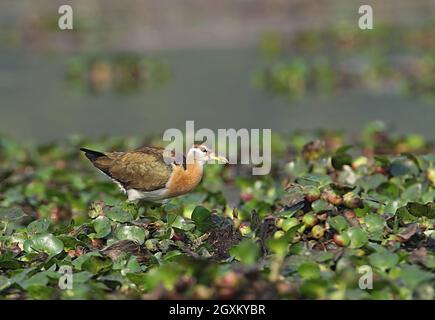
66,55,171,93
256,24,435,100
1,47,435,142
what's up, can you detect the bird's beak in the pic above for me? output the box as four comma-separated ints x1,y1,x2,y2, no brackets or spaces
209,153,229,164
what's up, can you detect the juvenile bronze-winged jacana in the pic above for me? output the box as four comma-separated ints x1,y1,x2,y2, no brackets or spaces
80,144,228,202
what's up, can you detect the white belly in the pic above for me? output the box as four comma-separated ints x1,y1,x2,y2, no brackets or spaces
127,188,169,202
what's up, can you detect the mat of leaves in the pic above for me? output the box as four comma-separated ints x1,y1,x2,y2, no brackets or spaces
0,123,434,299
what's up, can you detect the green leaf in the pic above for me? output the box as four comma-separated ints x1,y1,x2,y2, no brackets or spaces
81,256,113,274
298,174,332,188
390,160,411,176
92,216,111,238
170,215,195,231
335,145,353,154
0,275,12,291
191,206,213,232
25,233,64,255
311,199,333,213
19,272,49,290
401,184,422,202
116,225,146,244
331,152,353,170
328,215,349,232
0,252,21,269
0,207,26,222
405,202,435,219
346,227,368,248
27,285,54,299
364,214,385,238
229,239,260,265
106,207,133,223
27,218,51,235
298,262,321,280
358,174,388,191
401,152,423,172
398,265,434,290
72,252,101,270
369,252,399,271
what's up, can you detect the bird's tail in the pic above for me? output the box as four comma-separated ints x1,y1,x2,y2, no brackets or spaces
80,148,106,162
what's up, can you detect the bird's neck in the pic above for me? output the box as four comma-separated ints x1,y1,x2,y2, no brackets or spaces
165,159,204,197
186,159,204,175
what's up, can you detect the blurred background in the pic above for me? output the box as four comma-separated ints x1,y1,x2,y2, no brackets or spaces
1,0,435,142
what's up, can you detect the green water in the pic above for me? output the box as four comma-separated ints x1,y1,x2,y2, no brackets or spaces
1,47,435,142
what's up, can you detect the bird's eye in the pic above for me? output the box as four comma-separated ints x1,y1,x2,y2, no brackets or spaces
200,147,207,153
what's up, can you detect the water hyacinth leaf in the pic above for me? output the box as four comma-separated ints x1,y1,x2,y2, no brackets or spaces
72,252,101,271
396,206,418,222
191,206,213,232
298,262,321,280
19,272,49,290
420,255,435,270
405,202,435,219
297,174,332,188
73,271,94,284
106,206,133,223
300,279,328,299
81,256,113,274
57,235,82,250
377,182,400,199
27,218,51,235
229,239,260,265
115,225,146,244
358,174,388,192
390,160,411,177
122,256,142,273
140,263,182,291
0,252,21,270
277,202,304,218
163,203,182,217
286,158,309,178
311,199,333,213
364,214,385,237
331,152,353,170
315,251,334,262
0,276,12,291
374,155,390,166
369,252,399,271
0,207,26,222
401,152,423,172
27,285,54,300
163,250,183,262
166,212,178,226
346,227,368,248
328,216,349,232
335,145,353,154
25,234,64,255
398,265,434,290
171,215,195,231
92,216,112,238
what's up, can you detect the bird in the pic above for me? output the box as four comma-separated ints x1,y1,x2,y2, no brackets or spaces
80,144,228,202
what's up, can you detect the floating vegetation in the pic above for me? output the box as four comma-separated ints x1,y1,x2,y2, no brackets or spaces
261,23,435,56
256,23,435,99
0,122,434,299
66,54,171,93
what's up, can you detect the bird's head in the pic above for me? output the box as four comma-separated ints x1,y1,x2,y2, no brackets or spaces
187,144,228,165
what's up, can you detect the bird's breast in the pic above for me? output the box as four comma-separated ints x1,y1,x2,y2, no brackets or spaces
165,163,203,197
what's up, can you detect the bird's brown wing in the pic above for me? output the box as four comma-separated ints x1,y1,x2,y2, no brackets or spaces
92,147,173,192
